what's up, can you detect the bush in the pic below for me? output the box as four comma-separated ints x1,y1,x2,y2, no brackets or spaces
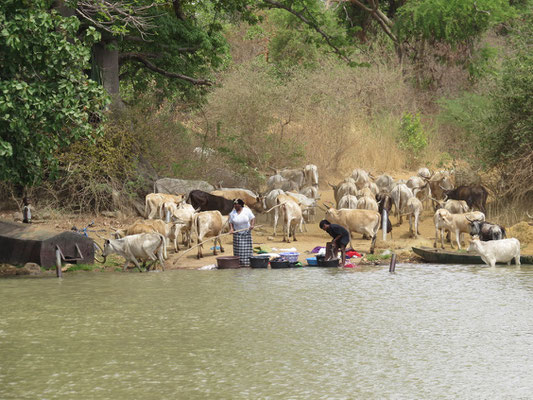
397,112,428,167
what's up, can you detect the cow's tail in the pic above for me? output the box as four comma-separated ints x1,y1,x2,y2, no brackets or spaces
501,225,507,239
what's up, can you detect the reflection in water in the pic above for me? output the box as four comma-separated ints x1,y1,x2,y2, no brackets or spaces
1,265,533,399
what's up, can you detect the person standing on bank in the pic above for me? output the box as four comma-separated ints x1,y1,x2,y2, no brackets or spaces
319,219,350,265
229,199,255,267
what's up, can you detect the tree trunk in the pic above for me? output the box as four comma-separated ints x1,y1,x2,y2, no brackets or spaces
93,39,123,110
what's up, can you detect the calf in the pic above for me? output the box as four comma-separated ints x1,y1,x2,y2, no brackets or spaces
285,192,316,226
103,233,166,271
407,197,423,238
434,209,485,250
168,205,197,248
279,198,303,243
467,237,520,267
469,220,506,241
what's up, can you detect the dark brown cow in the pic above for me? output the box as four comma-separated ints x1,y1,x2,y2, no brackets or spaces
442,185,488,214
187,190,234,215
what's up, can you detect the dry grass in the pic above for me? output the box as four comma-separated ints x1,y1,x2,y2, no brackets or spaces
197,58,451,183
507,222,533,247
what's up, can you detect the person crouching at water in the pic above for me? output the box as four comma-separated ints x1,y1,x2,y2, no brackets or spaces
229,199,255,266
319,219,349,265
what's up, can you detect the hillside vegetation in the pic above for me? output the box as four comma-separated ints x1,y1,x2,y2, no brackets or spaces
1,1,531,223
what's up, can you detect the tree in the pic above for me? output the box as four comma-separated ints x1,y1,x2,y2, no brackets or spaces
439,7,533,200
331,0,513,64
54,1,356,107
0,0,108,188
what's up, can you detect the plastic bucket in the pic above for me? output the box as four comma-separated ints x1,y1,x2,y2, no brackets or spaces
270,260,291,269
249,256,270,269
318,258,339,268
306,257,318,266
280,252,299,262
216,256,241,269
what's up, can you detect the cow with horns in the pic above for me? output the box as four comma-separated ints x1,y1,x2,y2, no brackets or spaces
468,219,506,241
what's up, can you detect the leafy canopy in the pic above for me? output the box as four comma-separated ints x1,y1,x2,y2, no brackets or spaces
395,0,513,44
0,0,108,186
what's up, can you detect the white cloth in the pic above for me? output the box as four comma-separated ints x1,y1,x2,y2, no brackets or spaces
229,207,255,231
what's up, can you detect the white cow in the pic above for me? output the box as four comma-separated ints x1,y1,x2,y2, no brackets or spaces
145,193,184,220
303,164,319,187
263,189,285,235
417,167,431,179
103,233,167,271
434,209,485,250
191,211,229,259
391,184,414,225
300,185,320,200
375,174,395,193
467,237,521,267
338,194,358,209
351,169,371,190
324,207,380,254
356,196,379,212
279,198,303,243
406,197,423,238
285,191,316,226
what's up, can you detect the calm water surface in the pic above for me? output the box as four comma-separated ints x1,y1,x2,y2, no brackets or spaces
1,264,533,399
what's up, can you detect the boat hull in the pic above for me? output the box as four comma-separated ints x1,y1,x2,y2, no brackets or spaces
412,246,533,265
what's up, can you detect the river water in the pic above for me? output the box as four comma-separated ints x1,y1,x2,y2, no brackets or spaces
1,264,532,399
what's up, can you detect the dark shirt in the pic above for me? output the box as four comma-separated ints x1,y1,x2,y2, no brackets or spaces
326,224,350,246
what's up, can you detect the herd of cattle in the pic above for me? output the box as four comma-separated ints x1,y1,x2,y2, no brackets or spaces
100,164,521,270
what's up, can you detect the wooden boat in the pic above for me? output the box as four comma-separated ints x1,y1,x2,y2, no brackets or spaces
0,220,95,268
412,246,533,265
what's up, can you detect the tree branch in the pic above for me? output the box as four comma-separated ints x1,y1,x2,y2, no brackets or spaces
120,54,212,86
345,0,398,44
261,0,353,64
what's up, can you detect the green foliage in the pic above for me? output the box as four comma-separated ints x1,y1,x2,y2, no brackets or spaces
438,7,533,199
0,1,109,187
395,0,513,45
468,45,499,81
116,0,259,102
438,92,493,160
264,4,349,75
439,6,533,167
397,112,428,165
365,253,392,262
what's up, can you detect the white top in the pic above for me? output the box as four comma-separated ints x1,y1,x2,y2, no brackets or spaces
229,207,255,231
